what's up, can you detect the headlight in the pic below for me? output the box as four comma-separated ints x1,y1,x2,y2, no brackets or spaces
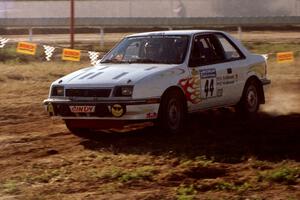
51,86,64,96
113,86,133,97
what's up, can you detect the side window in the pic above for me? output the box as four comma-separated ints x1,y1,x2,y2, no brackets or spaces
216,34,243,60
189,34,225,67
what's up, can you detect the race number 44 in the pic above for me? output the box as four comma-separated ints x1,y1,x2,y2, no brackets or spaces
199,69,217,99
204,79,215,97
202,78,217,98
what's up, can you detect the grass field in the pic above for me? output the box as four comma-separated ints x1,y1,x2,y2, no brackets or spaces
0,31,299,199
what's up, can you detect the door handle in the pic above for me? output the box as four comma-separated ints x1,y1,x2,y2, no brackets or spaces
227,68,232,74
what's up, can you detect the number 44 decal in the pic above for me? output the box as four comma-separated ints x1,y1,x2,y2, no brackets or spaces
204,79,214,97
202,78,217,98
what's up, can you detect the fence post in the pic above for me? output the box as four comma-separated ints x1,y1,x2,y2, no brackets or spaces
237,26,242,40
70,0,75,49
29,27,33,42
100,27,104,50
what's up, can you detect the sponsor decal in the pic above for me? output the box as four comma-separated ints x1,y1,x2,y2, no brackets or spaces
17,42,37,55
277,52,294,63
216,74,238,86
146,112,157,119
216,77,223,86
199,69,216,79
69,106,95,113
62,48,81,62
111,104,125,117
222,74,236,85
217,88,223,97
47,103,55,116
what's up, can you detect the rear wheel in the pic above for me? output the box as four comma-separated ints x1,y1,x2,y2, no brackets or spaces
236,79,260,116
158,89,186,134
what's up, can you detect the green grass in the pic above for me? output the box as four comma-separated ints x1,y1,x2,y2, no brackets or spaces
178,156,214,169
24,168,69,184
119,166,155,182
213,181,235,191
213,181,252,192
258,167,300,185
1,180,20,195
244,42,300,55
88,166,156,183
89,167,123,180
250,160,273,170
176,184,197,200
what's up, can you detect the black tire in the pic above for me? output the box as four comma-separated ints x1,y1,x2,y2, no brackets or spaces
236,79,260,116
65,120,93,138
158,89,187,134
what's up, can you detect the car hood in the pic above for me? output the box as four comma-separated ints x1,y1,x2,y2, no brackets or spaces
54,64,179,87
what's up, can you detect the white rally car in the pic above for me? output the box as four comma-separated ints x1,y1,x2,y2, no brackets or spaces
44,30,270,135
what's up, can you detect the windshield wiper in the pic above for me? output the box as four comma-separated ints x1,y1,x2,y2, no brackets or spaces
101,59,116,63
101,58,172,64
128,58,161,64
101,59,130,64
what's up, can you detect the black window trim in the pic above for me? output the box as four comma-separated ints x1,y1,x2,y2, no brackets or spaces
188,32,246,68
215,33,246,61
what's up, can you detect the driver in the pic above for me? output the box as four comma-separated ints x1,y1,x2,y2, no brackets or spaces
144,41,162,60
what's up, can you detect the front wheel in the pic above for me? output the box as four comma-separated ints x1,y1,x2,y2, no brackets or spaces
236,80,260,116
65,120,93,138
158,89,187,134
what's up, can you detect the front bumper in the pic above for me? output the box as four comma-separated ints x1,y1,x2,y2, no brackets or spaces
43,98,160,120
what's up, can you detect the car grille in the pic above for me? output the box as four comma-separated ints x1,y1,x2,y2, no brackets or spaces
65,89,111,98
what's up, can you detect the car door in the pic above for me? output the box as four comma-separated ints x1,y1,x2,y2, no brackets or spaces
214,33,247,105
187,33,245,110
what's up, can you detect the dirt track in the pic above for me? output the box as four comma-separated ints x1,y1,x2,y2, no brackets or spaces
0,33,300,199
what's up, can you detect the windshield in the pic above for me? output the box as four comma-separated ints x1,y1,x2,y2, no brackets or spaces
101,35,190,64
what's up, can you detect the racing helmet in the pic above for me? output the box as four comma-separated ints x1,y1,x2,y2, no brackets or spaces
144,41,161,58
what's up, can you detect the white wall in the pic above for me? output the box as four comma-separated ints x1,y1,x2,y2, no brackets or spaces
0,0,299,18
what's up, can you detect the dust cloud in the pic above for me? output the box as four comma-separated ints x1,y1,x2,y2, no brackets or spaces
262,87,300,115
261,62,300,115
